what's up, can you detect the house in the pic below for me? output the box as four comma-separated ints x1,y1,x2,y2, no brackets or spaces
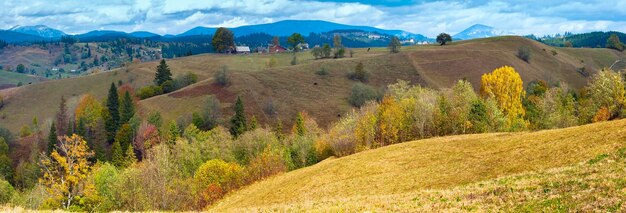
236,46,251,54
269,45,287,53
256,46,268,53
296,43,309,50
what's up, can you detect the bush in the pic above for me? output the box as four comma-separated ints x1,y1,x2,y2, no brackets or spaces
0,95,4,109
287,135,318,169
347,62,369,82
322,44,332,58
315,67,329,76
244,147,288,184
334,47,345,58
311,47,322,59
290,55,297,65
517,46,531,62
0,177,14,204
215,66,230,86
326,114,357,157
174,72,198,89
193,159,243,191
348,83,381,107
161,80,175,93
137,85,163,100
232,128,280,165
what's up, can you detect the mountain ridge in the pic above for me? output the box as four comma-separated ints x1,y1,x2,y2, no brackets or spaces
453,24,510,40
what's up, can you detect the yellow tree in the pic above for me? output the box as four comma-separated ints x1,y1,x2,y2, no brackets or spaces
588,69,625,118
39,134,94,209
480,66,526,125
377,96,405,146
75,94,104,129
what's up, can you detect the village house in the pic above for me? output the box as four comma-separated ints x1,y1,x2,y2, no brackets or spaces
236,46,251,54
269,44,287,53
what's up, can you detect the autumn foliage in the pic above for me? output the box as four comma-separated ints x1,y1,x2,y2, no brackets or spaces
480,66,526,127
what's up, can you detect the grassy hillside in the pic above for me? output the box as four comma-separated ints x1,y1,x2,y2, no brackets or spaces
211,119,626,212
0,70,46,88
1,36,624,132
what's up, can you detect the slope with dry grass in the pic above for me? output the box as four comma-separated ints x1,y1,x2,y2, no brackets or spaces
1,36,624,132
211,119,626,212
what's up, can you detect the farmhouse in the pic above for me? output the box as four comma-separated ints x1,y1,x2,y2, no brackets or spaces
269,45,287,53
236,46,251,54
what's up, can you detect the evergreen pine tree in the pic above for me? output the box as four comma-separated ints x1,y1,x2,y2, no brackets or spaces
119,91,135,125
47,123,57,154
229,96,247,137
105,83,119,142
111,140,124,167
293,112,306,136
274,119,284,141
154,59,172,85
76,118,86,137
115,124,133,155
124,144,137,167
249,115,258,130
166,120,180,146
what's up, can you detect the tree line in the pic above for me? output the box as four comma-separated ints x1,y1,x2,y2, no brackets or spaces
1,62,626,210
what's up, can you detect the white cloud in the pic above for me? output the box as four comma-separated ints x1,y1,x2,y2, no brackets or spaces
1,0,626,37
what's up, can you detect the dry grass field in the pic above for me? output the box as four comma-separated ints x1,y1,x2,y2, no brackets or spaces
1,36,624,132
211,119,626,212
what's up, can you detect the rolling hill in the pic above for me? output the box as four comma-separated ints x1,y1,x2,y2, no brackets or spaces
210,119,626,212
1,36,624,133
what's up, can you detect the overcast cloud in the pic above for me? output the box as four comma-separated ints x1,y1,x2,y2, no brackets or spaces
1,0,625,37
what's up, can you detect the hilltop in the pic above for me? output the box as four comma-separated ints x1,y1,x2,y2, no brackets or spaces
1,36,625,133
211,119,626,211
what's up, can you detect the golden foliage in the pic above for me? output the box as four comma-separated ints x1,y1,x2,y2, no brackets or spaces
74,94,103,129
39,134,94,209
480,66,526,125
592,107,610,123
377,96,406,146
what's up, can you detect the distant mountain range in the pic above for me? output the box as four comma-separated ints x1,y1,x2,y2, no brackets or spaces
9,25,66,38
177,20,430,40
0,21,517,44
453,24,510,40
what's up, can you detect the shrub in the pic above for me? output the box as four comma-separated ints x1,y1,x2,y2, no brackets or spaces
326,114,357,157
263,98,278,117
592,107,610,123
161,80,175,93
137,85,163,100
322,44,332,58
348,83,381,107
287,135,318,169
348,62,369,82
0,95,4,109
0,177,14,204
244,146,288,183
290,55,297,65
334,47,345,58
215,66,230,86
232,128,280,165
517,46,531,62
194,159,244,195
551,50,558,56
173,72,198,89
315,67,329,76
311,47,322,59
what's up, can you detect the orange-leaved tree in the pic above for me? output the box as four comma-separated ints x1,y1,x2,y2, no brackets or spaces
480,66,526,126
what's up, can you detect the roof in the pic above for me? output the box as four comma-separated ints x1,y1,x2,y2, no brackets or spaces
236,46,251,52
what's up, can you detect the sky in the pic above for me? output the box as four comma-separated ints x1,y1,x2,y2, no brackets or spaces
1,0,626,37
